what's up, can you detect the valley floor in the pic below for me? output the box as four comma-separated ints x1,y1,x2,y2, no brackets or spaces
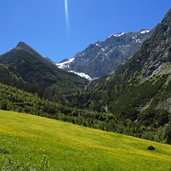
0,110,171,170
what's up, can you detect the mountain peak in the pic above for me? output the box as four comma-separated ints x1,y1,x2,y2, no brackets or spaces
16,41,29,48
16,41,30,50
15,41,43,58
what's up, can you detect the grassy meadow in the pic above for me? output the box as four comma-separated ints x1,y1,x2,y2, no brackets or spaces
0,110,171,170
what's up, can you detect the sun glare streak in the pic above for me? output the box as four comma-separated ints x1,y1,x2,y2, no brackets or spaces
65,0,69,31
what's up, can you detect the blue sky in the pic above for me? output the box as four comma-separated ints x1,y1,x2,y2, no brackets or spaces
0,0,170,62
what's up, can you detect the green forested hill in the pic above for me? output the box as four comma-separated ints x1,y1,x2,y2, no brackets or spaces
0,42,88,102
0,110,171,171
1,82,171,146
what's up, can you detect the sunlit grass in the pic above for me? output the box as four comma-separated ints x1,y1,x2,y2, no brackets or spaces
0,110,171,170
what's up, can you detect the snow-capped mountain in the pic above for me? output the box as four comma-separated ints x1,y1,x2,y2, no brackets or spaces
57,29,151,79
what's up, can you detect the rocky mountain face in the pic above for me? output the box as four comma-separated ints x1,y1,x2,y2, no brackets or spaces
57,30,151,79
0,42,88,101
85,9,171,114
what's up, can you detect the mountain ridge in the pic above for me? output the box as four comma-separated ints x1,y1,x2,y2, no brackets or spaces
57,29,151,79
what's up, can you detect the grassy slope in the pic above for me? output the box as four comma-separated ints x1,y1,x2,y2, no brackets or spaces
0,110,171,171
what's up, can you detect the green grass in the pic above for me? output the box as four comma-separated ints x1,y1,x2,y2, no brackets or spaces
0,110,171,170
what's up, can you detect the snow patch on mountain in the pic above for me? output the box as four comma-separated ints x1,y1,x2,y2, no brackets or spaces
140,30,150,34
56,58,75,69
108,32,125,38
136,39,141,43
56,58,92,80
69,70,92,81
95,43,100,47
114,32,125,37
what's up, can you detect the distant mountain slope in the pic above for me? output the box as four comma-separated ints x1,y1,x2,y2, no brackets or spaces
57,30,151,79
0,42,88,101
